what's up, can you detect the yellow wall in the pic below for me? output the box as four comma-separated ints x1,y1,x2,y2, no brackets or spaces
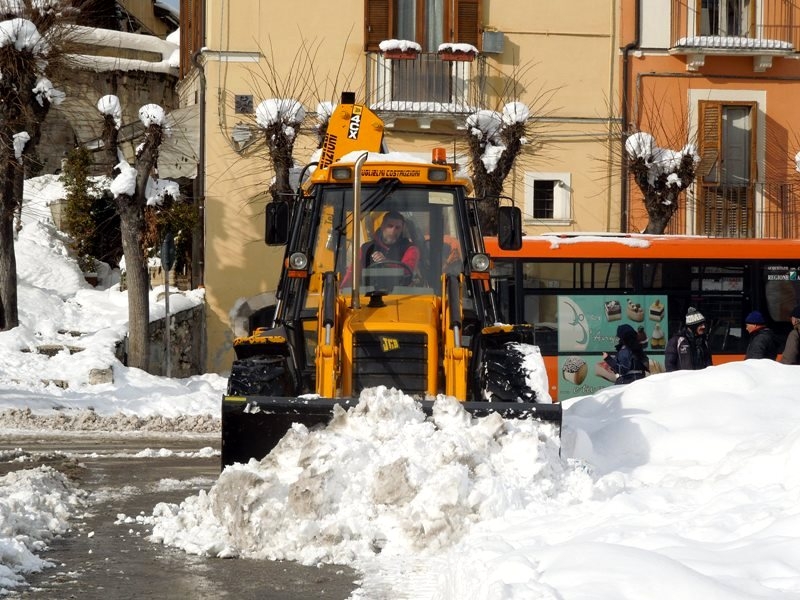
198,0,621,373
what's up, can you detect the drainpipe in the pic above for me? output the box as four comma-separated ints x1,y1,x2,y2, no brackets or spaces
620,0,640,232
191,48,206,289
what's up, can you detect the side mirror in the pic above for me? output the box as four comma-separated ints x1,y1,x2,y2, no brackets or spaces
265,201,290,245
497,206,522,250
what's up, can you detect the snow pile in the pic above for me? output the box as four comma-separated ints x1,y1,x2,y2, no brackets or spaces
144,388,570,564
0,467,84,590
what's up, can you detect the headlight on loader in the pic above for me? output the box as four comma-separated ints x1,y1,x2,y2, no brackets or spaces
288,252,309,273
470,253,490,272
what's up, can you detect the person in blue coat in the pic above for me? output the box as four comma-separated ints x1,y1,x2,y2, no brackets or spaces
603,323,650,384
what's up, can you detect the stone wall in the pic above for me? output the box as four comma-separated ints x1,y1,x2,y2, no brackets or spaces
118,303,205,378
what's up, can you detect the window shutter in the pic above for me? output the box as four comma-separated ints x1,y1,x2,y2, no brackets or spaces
698,101,721,183
365,0,391,52
454,0,481,49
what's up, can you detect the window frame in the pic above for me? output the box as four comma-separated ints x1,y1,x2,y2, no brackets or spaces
524,172,572,226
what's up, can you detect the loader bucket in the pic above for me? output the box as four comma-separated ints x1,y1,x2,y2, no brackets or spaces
221,395,562,468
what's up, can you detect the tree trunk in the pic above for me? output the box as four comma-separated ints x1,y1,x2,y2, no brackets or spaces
643,188,680,234
116,199,150,370
0,201,18,331
0,156,21,331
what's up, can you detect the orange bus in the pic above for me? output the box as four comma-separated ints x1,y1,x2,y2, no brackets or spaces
485,234,800,401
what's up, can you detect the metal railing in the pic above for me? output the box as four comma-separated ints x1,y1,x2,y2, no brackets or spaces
659,182,800,238
365,52,486,118
670,0,800,51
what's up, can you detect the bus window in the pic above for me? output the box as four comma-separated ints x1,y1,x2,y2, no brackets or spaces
521,262,632,290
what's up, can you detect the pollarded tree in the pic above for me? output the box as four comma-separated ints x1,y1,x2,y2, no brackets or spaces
465,103,531,234
254,98,306,203
98,95,173,371
0,6,70,331
625,131,699,234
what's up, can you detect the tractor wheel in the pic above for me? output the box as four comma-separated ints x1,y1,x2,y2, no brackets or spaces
227,355,294,396
481,342,537,403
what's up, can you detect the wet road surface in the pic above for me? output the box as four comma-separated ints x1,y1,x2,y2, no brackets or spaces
0,433,358,599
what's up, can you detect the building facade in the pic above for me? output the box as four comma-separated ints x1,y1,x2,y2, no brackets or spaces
178,0,625,373
622,0,800,237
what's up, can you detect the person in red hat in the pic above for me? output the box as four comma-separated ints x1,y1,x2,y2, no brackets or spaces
744,310,780,360
780,304,800,365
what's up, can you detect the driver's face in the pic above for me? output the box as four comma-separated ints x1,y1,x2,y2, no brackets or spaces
379,218,404,245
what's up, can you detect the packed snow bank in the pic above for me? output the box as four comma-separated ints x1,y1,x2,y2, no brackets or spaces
143,387,570,564
0,467,84,591
138,362,800,599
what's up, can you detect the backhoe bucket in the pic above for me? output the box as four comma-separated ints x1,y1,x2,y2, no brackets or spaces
221,395,562,467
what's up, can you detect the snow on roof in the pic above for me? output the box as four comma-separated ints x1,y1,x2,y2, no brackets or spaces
526,233,654,249
63,25,179,74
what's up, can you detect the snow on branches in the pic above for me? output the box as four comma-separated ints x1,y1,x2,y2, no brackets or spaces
625,131,700,233
625,132,699,201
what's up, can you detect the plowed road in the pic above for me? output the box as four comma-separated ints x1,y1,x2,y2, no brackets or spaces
0,434,357,599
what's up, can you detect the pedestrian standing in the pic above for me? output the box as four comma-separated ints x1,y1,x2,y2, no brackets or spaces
744,310,780,360
665,307,713,371
603,323,650,384
780,304,800,365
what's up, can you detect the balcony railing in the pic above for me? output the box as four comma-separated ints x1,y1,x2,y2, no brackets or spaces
661,182,800,238
365,52,486,124
670,0,800,58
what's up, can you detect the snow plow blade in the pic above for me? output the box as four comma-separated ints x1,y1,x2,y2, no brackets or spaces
221,395,562,467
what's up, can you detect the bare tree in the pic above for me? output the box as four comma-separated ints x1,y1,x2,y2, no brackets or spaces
0,6,71,331
625,131,699,234
99,99,167,370
462,60,553,234
228,35,358,204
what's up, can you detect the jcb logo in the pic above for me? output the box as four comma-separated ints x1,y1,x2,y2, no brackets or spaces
381,337,399,352
348,106,363,140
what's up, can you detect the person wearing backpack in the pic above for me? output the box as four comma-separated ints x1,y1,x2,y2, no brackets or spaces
744,310,780,360
665,307,713,371
603,323,650,384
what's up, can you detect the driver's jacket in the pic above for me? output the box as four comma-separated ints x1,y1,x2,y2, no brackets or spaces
341,235,420,287
362,235,420,270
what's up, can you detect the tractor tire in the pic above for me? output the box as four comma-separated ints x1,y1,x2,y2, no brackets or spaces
481,342,537,403
227,355,294,397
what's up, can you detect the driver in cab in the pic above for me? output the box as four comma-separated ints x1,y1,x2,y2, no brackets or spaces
342,211,420,287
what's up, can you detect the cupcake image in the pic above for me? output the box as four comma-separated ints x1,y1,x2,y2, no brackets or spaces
562,356,588,385
626,298,644,322
650,322,665,349
649,298,665,321
637,325,648,348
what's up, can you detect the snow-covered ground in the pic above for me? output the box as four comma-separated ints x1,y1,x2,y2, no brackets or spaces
4,175,800,598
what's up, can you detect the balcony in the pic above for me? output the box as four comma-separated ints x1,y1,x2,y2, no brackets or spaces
670,0,800,71
660,182,800,238
365,52,486,129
